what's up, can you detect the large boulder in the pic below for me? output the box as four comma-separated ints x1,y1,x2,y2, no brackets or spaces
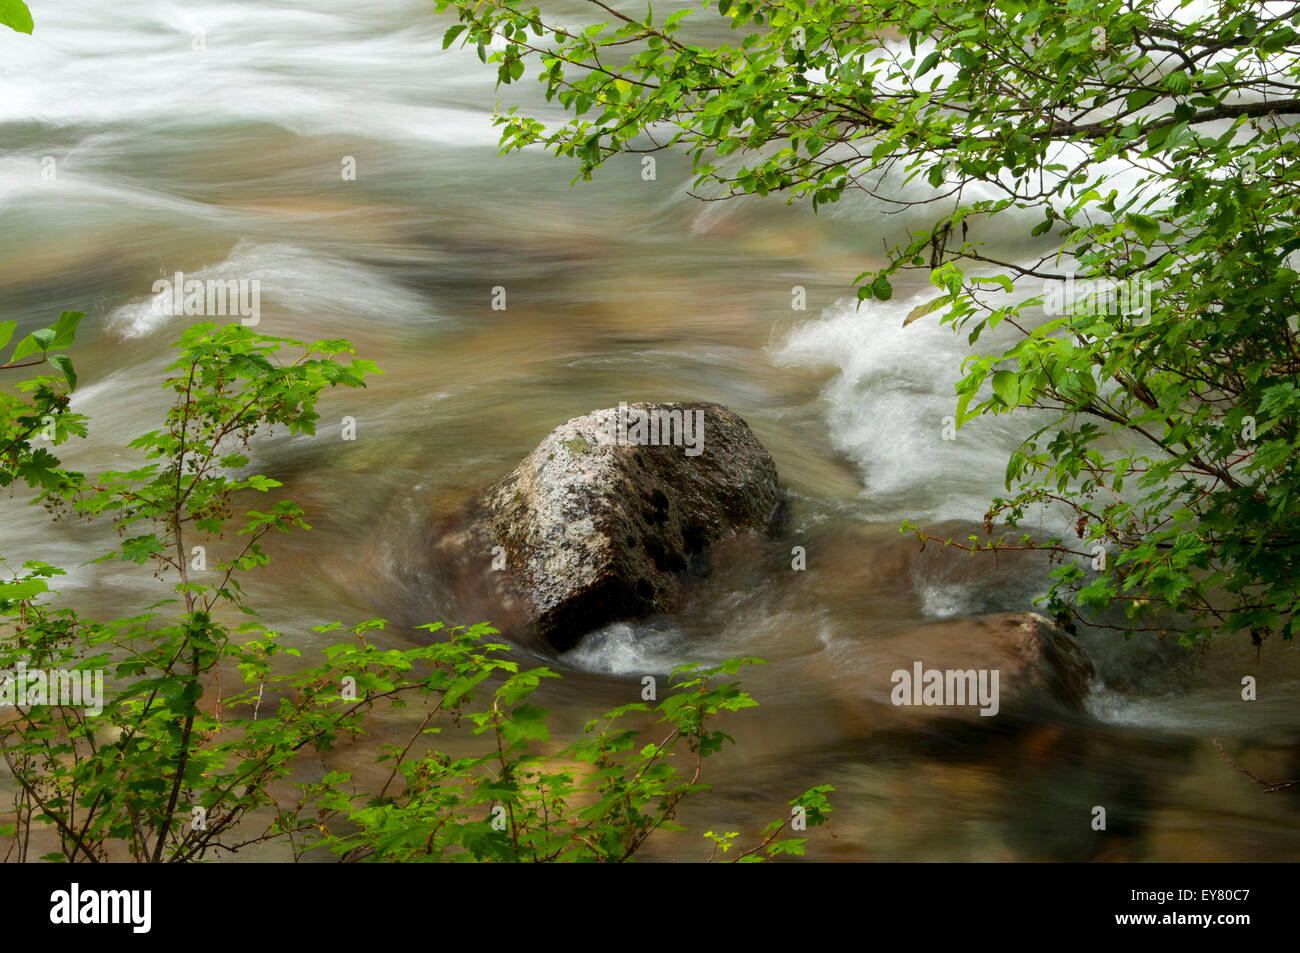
468,402,782,650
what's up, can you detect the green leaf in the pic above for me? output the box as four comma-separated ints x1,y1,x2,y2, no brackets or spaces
991,370,1019,406
916,50,942,78
0,0,33,34
9,330,49,363
442,24,467,48
1125,88,1160,112
120,534,165,564
49,311,83,350
47,354,76,391
1126,213,1160,247
0,578,48,601
1162,70,1191,95
903,294,952,327
244,474,282,491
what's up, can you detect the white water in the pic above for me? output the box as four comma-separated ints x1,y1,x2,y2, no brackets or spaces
3,0,1298,861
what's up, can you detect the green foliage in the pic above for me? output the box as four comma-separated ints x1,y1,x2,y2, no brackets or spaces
436,0,1300,643
0,324,386,861
297,647,828,862
0,320,830,862
1,311,86,493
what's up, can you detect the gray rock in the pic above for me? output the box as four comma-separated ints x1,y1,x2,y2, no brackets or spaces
473,402,782,650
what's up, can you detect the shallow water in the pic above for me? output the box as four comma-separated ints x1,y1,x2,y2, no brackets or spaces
1,0,1298,861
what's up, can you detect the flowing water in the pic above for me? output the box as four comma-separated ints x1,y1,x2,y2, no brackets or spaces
2,0,1298,861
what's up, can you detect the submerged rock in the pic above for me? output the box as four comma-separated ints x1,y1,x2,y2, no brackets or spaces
808,612,1095,733
465,402,782,650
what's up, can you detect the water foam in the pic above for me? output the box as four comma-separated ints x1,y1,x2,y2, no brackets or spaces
774,292,1044,524
106,239,435,338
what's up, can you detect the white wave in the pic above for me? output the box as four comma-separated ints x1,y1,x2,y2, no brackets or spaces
566,621,690,675
106,239,435,339
773,291,1048,524
0,0,504,145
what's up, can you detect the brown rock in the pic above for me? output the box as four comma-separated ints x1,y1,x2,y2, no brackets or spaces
809,612,1095,734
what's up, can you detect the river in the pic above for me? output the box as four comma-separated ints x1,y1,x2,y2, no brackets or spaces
1,0,1298,861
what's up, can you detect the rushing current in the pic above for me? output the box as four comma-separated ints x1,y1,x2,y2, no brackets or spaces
1,0,1297,860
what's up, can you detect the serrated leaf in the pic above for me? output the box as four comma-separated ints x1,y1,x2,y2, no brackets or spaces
442,23,467,48
1162,70,1191,95
1126,213,1160,247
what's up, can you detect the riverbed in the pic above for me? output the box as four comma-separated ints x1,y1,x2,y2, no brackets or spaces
1,0,1297,861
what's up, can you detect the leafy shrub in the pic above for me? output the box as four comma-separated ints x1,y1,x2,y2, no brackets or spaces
0,321,831,862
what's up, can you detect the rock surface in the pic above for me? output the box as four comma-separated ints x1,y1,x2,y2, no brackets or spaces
470,402,783,650
807,612,1095,733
